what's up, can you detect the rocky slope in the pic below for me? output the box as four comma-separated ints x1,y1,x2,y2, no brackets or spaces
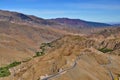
1,35,120,80
0,10,113,66
0,21,65,66
0,10,119,80
0,10,55,25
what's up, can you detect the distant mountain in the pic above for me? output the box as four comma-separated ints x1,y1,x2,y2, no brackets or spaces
113,24,120,26
0,10,120,80
0,10,112,29
0,10,56,25
96,27,120,37
49,18,111,28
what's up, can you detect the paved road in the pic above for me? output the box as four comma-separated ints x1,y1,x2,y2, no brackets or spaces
107,56,114,80
41,56,80,80
41,55,114,80
101,55,114,80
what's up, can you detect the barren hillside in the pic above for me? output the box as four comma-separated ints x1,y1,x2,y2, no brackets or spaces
0,21,65,66
1,34,119,80
0,10,119,80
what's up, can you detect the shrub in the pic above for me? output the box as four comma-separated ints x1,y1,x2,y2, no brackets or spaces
36,52,41,56
40,43,53,49
0,61,21,77
34,42,53,58
118,74,120,77
7,61,21,68
98,48,113,53
0,67,10,77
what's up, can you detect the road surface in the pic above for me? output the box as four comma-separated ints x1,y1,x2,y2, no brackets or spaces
41,56,80,80
41,55,114,80
101,55,114,80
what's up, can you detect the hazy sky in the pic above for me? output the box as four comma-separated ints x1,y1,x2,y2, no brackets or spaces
0,0,120,23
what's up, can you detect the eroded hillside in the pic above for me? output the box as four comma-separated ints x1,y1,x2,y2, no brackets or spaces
1,35,120,80
0,10,120,80
0,21,65,66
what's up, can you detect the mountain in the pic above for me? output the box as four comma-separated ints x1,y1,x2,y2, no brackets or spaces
0,10,120,80
114,24,120,26
0,10,114,66
49,18,111,28
0,10,112,34
0,10,111,28
0,21,66,66
0,10,93,66
0,10,57,26
0,10,67,66
4,35,120,80
92,27,120,38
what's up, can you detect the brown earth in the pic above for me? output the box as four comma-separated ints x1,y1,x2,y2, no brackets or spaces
0,21,66,66
0,10,120,80
1,35,120,80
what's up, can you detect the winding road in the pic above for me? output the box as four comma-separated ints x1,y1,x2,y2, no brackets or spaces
41,56,80,80
105,56,114,80
101,55,114,80
40,55,114,80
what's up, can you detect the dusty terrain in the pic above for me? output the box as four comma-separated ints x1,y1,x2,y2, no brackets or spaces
0,10,120,80
1,34,120,80
0,21,65,66
0,10,105,66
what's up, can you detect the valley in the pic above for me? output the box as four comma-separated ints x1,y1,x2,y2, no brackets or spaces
0,10,120,80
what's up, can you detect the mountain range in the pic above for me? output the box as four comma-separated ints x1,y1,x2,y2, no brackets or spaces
49,18,111,28
0,9,115,67
0,10,111,28
0,10,120,80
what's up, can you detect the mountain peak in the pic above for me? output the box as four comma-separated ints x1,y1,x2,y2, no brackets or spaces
50,18,111,28
0,10,55,25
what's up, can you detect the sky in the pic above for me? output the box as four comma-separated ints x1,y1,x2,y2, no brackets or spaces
0,0,120,23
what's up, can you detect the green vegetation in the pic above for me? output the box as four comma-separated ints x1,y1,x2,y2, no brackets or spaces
33,51,44,58
34,42,53,57
0,67,10,77
7,61,21,68
0,42,53,77
114,77,119,80
113,74,120,80
40,43,53,49
34,52,43,58
118,74,120,77
98,48,113,53
0,61,21,77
